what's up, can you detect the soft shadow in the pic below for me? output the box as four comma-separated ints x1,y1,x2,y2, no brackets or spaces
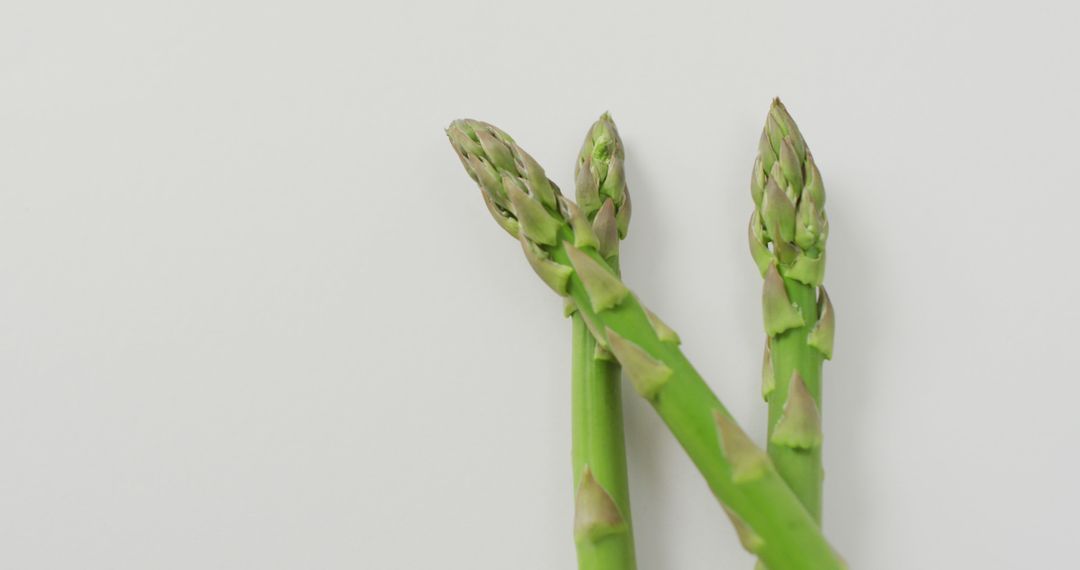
820,183,878,563
617,141,675,567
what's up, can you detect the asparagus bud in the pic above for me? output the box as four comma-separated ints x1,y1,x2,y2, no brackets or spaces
576,113,631,243
748,98,835,526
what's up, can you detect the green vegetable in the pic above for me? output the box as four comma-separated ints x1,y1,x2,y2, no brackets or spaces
749,98,836,522
570,114,637,570
447,119,845,570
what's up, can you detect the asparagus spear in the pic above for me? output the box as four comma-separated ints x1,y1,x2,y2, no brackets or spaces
748,99,835,523
569,114,637,570
447,119,845,570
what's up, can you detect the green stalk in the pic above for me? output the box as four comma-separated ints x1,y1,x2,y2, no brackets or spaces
553,236,839,570
570,114,636,569
767,282,824,518
571,316,635,568
748,99,836,525
447,119,845,570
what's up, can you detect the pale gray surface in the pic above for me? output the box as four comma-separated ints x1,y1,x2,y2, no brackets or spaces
2,1,1078,568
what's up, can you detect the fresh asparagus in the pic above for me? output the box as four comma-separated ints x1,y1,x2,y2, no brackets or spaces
570,114,637,569
447,119,845,570
748,99,835,523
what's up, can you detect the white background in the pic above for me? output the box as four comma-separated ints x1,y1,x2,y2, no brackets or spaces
2,1,1078,568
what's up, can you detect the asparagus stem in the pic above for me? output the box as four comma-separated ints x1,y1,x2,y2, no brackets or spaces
749,99,835,524
572,314,636,569
447,119,845,570
555,237,841,570
766,282,824,519
570,114,636,570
